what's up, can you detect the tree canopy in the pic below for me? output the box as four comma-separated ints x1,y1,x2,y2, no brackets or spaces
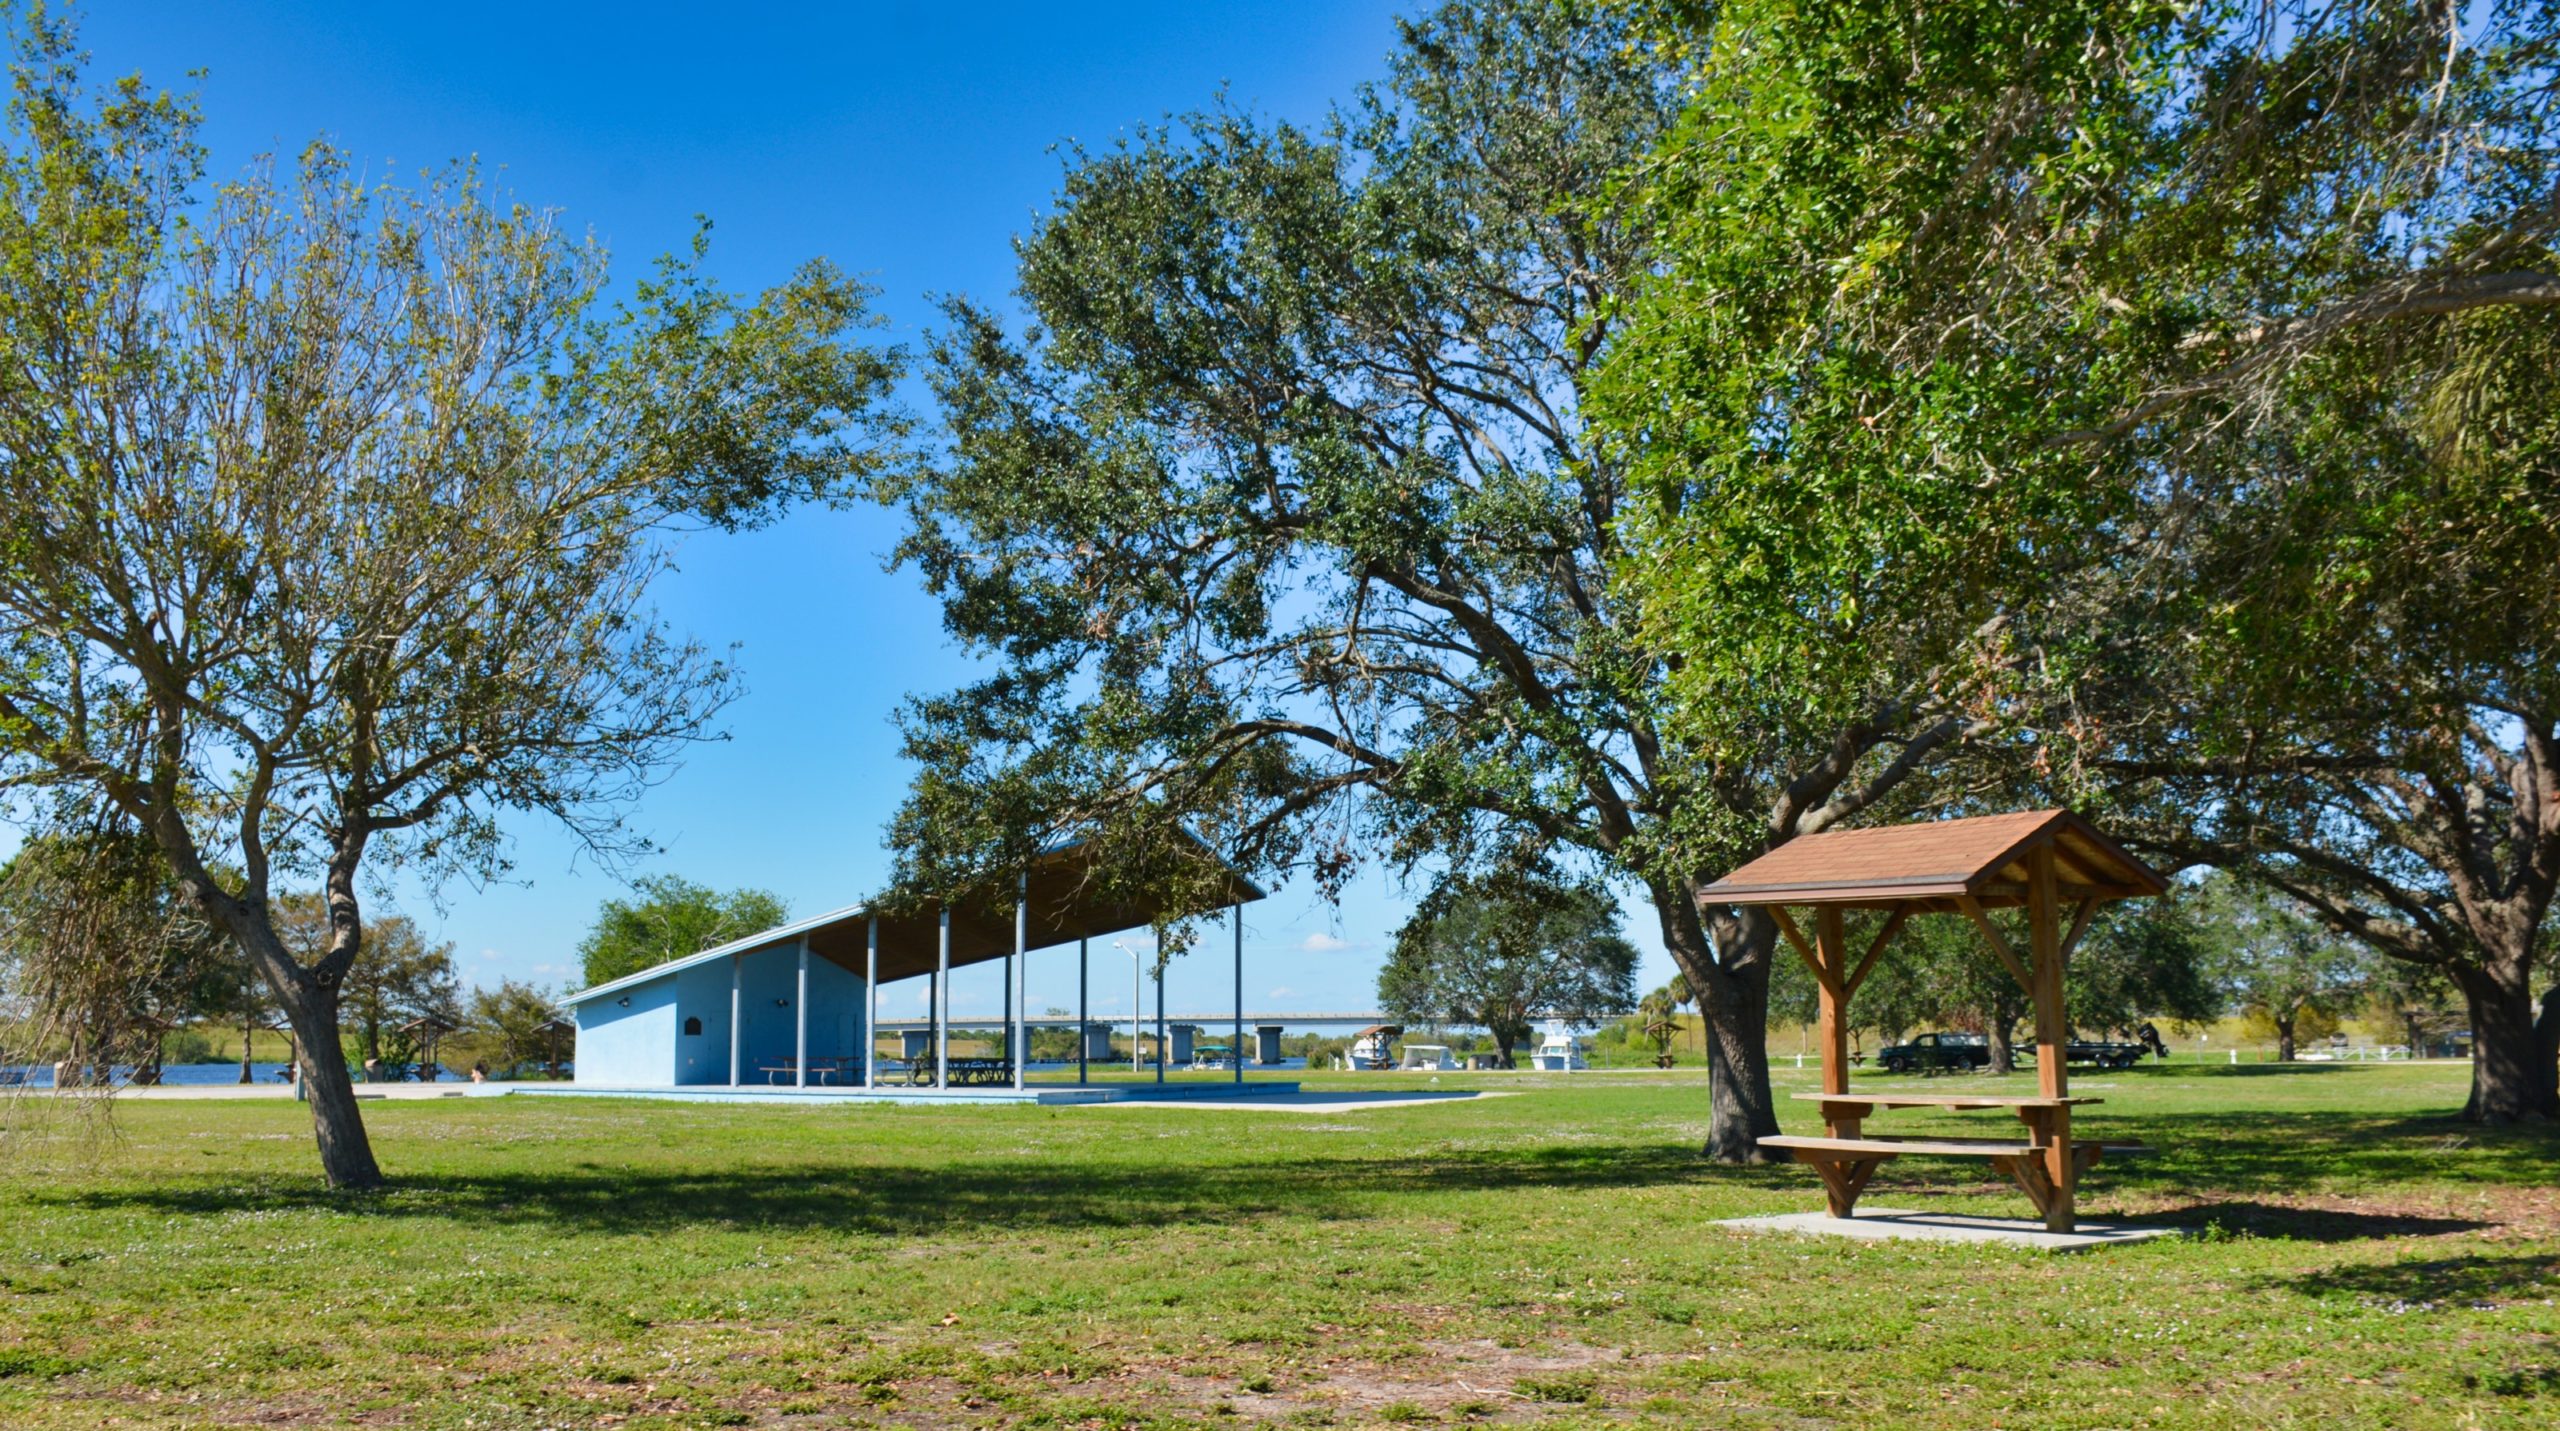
0,15,900,1185
1603,0,2560,1123
577,876,792,988
1378,872,1639,1064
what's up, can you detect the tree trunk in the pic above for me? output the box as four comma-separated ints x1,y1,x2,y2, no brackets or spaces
238,1007,253,1084
205,891,387,1190
1986,1015,2015,1074
2275,1014,2296,1063
2453,960,2559,1124
1665,895,1778,1163
277,980,383,1188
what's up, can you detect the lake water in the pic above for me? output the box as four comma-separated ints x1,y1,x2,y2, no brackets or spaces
1,1061,468,1088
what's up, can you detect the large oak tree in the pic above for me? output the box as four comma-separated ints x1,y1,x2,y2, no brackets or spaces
871,1,1876,1152
1606,0,2560,1125
0,20,900,1186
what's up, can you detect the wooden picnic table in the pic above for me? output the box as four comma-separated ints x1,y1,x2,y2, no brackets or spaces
1793,1091,2103,1110
1763,1092,2148,1229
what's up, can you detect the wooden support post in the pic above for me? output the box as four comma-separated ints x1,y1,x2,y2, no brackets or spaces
1153,961,1166,1085
1807,1155,1884,1218
864,917,878,1089
1813,906,1856,1137
2027,844,2075,1231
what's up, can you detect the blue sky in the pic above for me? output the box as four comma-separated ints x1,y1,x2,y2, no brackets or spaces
62,1,1684,1021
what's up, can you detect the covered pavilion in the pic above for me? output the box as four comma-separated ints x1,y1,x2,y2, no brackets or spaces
1699,808,2167,1232
558,837,1270,1100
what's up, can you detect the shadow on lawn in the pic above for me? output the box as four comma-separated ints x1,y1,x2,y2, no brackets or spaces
2272,1251,2560,1303
56,1139,1801,1237
2144,1200,2493,1242
2086,1110,2560,1193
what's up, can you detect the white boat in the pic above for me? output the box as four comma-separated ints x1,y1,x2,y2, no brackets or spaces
1528,1021,1587,1071
1396,1043,1459,1071
1348,1024,1402,1071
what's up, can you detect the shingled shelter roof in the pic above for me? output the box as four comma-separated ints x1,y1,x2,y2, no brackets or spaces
1697,809,2165,911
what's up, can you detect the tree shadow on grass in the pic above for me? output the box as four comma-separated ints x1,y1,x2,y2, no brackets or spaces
2268,1251,2560,1303
2057,1110,2559,1194
49,1102,2554,1238
2142,1200,2493,1242
51,1139,1801,1238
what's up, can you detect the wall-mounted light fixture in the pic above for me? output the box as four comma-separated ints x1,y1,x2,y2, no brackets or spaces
616,997,631,1008
775,998,791,1008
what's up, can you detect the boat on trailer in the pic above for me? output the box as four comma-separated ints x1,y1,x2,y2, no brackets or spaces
1347,1024,1403,1071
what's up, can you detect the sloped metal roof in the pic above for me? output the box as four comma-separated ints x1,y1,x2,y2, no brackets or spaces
559,835,1263,1006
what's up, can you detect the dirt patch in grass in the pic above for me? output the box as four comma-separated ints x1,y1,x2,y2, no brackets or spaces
1154,1335,1639,1423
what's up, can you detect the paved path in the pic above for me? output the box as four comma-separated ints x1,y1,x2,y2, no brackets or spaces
76,1082,515,1101
1097,1089,1515,1113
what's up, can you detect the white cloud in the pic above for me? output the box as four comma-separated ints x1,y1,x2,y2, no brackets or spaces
1267,985,1296,999
1299,932,1350,953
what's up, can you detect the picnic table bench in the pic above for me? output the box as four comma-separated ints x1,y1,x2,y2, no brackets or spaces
757,1056,852,1086
1762,1092,2150,1227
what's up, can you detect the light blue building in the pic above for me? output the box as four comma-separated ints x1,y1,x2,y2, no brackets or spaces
556,839,1264,1095
563,906,877,1087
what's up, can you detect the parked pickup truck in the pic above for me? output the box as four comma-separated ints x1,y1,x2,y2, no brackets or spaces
1875,1032,1990,1074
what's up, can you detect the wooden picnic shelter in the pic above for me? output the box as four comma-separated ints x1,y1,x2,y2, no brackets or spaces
397,1013,459,1080
1699,808,2168,1232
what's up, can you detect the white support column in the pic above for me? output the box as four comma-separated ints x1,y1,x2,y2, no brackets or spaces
936,906,951,1090
864,916,879,1089
1013,870,1028,1091
728,953,742,1088
1233,904,1244,1086
795,937,809,1089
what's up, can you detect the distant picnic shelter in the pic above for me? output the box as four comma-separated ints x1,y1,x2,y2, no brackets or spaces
558,836,1265,1096
1700,809,2168,1232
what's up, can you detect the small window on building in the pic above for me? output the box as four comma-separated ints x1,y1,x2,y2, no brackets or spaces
683,1016,703,1037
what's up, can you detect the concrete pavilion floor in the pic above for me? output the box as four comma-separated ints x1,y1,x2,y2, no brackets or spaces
100,1079,1315,1107
513,1080,1303,1107
92,1082,1531,1114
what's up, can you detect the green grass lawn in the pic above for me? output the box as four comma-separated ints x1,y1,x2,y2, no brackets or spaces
2,1062,2553,1429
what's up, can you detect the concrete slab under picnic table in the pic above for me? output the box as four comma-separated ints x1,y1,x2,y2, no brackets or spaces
1717,1206,2183,1252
